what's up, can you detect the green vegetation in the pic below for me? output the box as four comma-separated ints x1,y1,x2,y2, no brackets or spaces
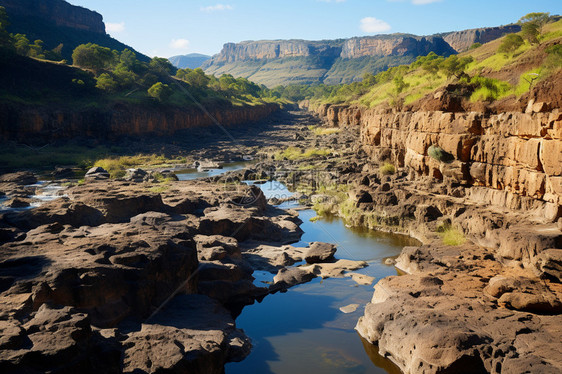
312,127,341,136
279,12,562,109
380,162,396,175
274,147,331,161
497,34,524,55
0,8,287,111
437,222,467,246
147,82,172,102
93,154,187,178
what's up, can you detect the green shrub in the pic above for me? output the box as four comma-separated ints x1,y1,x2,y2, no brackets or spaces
380,162,396,175
437,223,467,246
469,76,511,101
497,34,524,56
95,73,118,92
274,147,331,161
148,82,172,102
428,145,454,163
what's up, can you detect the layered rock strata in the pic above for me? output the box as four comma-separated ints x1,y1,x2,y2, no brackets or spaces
300,101,562,373
0,102,279,142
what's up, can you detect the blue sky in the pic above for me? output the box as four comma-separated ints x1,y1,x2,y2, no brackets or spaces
68,0,562,58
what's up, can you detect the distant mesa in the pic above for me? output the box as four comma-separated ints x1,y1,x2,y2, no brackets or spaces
169,53,212,69
202,25,521,87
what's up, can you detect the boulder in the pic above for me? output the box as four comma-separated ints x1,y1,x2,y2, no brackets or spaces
0,172,38,185
124,168,148,182
304,242,337,264
273,267,317,289
85,167,110,179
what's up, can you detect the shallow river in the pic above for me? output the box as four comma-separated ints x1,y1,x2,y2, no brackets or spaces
176,165,416,374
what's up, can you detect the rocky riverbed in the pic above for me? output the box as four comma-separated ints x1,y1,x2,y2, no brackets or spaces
1,106,561,373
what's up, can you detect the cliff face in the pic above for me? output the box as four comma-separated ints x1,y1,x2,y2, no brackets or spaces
441,24,521,52
0,0,105,34
309,103,561,222
0,103,279,142
203,25,511,86
0,0,149,61
340,35,456,58
211,40,343,63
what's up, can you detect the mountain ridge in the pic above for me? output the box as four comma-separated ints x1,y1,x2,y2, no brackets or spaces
203,24,521,87
168,53,211,69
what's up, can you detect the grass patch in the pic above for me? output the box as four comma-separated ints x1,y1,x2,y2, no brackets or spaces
274,147,331,161
94,154,187,178
437,223,467,246
380,162,396,175
312,127,341,136
148,184,170,193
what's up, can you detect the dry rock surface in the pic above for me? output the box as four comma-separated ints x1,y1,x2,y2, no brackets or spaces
0,177,310,373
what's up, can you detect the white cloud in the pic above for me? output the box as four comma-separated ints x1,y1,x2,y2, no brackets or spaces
105,22,125,33
170,38,190,50
200,4,233,12
360,17,391,33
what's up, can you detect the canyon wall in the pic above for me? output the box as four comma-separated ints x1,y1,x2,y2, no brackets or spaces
309,103,562,222
340,35,455,59
440,24,521,52
0,103,279,142
0,0,105,34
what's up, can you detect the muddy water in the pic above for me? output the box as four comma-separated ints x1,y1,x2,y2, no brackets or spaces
176,166,417,374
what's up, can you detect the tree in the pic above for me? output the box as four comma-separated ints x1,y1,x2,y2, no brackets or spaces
518,12,550,33
521,22,540,44
95,73,118,92
440,55,474,79
393,74,409,94
12,33,29,55
0,6,13,49
148,82,172,102
497,34,524,56
362,73,377,87
149,57,176,75
72,43,115,72
44,43,63,61
27,39,45,59
176,68,210,88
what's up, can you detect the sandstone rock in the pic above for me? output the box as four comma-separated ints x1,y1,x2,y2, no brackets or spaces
124,168,148,182
122,294,251,374
339,304,359,314
85,167,110,179
4,198,30,208
0,172,38,185
536,248,562,282
304,242,337,264
51,167,75,179
498,292,562,314
273,267,317,289
349,273,375,286
302,259,368,279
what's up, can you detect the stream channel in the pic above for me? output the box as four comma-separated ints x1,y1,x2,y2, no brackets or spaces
177,163,418,374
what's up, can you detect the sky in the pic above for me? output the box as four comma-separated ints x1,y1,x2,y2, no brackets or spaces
67,0,562,58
